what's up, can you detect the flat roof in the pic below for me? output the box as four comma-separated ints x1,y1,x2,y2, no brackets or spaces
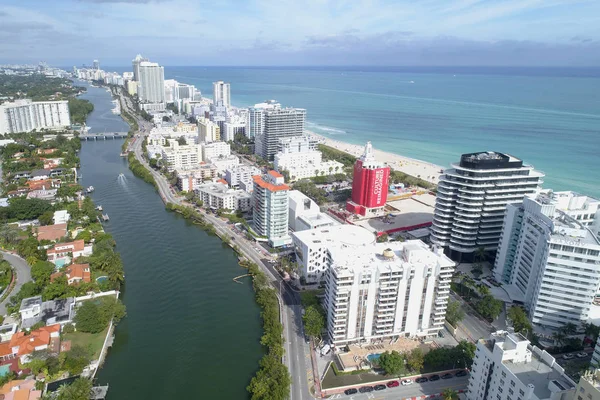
354,197,434,234
293,224,375,248
505,354,574,399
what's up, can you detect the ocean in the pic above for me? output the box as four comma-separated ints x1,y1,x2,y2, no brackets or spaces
106,66,600,197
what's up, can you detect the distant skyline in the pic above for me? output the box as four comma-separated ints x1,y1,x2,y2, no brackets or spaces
1,0,600,66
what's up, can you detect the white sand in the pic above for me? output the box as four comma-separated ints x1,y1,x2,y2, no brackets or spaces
307,131,444,185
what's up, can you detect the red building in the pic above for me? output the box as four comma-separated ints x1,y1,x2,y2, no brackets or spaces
346,142,390,216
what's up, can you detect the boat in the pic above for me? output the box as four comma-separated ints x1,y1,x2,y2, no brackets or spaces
96,205,103,211
102,214,110,221
118,173,125,178
86,186,95,193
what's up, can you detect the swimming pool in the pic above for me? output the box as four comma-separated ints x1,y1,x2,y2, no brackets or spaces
367,353,381,363
96,276,108,283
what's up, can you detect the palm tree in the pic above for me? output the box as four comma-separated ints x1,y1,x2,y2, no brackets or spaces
474,246,487,263
553,331,566,347
478,284,491,296
561,322,578,336
442,388,458,400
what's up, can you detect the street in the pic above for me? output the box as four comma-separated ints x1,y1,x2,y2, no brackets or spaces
0,251,32,315
450,292,496,342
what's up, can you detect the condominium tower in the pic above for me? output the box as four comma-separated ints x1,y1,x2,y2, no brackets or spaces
252,171,292,247
213,81,231,108
0,99,71,134
430,151,544,262
138,61,165,104
493,191,600,329
324,241,454,345
131,54,148,82
253,104,306,161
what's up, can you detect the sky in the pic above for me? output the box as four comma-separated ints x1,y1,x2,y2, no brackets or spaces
1,0,599,66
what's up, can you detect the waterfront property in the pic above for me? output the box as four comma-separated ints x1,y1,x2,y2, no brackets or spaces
195,182,251,212
252,171,292,247
0,99,71,134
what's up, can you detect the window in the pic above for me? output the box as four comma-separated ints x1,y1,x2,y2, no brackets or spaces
510,380,515,387
519,389,525,396
501,371,507,378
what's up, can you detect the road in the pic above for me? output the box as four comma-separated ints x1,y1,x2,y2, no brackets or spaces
450,292,496,342
121,92,313,400
328,375,469,400
0,251,32,315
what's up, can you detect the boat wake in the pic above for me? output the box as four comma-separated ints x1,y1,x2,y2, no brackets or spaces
306,122,347,135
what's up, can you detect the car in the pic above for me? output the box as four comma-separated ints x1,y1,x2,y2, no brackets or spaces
562,353,575,360
455,370,468,377
386,381,399,388
415,377,429,383
359,386,374,393
401,379,413,386
344,388,358,395
374,385,386,391
577,352,589,358
429,374,440,381
441,373,453,380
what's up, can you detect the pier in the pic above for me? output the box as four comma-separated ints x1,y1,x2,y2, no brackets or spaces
80,132,128,140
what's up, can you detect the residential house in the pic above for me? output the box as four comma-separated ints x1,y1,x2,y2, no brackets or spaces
7,188,29,198
51,263,91,285
34,223,67,242
29,169,50,181
11,171,31,180
46,240,93,265
0,324,60,364
42,158,63,169
26,179,59,191
26,188,57,201
0,379,41,400
36,148,57,155
53,210,70,225
19,296,75,329
0,324,17,343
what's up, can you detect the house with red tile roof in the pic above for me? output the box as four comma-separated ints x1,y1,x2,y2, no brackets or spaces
34,224,68,242
0,324,60,364
46,240,93,265
0,379,41,400
36,148,57,155
50,263,91,285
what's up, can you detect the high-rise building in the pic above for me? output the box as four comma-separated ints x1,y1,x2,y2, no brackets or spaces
253,104,306,161
430,151,544,262
274,135,344,182
132,54,148,82
466,331,576,400
493,191,600,329
213,81,231,108
197,118,220,143
0,99,71,134
92,60,100,70
346,142,390,217
246,101,279,139
324,240,454,345
573,369,600,400
252,171,292,248
138,61,165,105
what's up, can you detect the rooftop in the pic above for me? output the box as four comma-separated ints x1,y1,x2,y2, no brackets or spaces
19,296,42,311
458,151,525,170
253,175,289,192
293,224,375,248
504,353,575,399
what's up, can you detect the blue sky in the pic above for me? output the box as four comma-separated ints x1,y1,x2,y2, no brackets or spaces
1,0,599,66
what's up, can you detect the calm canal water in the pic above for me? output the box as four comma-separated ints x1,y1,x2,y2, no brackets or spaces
78,84,263,398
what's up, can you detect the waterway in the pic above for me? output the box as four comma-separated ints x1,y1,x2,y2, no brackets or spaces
77,84,263,398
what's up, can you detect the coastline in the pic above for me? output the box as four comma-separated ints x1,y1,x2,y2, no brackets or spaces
307,130,444,184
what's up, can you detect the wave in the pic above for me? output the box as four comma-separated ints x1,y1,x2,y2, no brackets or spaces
306,122,347,135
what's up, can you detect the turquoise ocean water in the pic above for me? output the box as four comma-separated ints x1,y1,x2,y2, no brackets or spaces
108,66,600,197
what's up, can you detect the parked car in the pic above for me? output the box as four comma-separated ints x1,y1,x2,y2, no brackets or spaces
401,379,413,386
344,388,358,395
374,385,386,391
441,373,453,380
455,370,468,377
359,386,374,393
429,374,440,381
415,377,429,383
386,381,400,388
562,353,575,360
577,352,589,358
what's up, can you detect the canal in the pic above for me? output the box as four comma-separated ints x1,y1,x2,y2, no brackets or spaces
78,84,263,398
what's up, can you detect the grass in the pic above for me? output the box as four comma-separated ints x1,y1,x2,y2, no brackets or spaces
63,327,109,359
321,362,389,389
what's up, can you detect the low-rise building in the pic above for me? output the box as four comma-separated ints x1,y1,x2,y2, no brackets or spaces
288,190,338,232
324,241,454,344
274,135,344,182
51,263,91,285
19,296,75,329
574,369,600,400
161,142,201,171
34,223,67,242
196,182,252,212
0,324,61,363
46,239,93,265
210,154,240,173
176,165,219,192
201,141,231,162
53,210,70,225
198,117,220,142
224,165,261,191
466,331,576,400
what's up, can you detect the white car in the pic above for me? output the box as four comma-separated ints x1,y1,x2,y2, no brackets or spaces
401,379,413,386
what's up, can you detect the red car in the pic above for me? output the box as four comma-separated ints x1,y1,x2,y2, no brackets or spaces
386,381,399,388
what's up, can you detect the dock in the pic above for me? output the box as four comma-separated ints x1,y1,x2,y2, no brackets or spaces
90,385,109,400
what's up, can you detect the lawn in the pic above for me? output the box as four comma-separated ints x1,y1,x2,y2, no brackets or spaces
63,327,109,360
321,362,389,389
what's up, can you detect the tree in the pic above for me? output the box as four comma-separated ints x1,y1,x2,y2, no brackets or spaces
60,346,92,375
377,233,389,243
31,260,55,287
445,300,465,327
585,323,600,342
475,295,503,321
55,377,93,400
73,301,105,333
177,136,186,145
17,237,45,259
377,350,405,375
455,340,476,368
561,322,578,336
302,305,325,338
508,306,532,334
478,284,491,296
442,388,458,400
38,210,55,226
406,348,424,372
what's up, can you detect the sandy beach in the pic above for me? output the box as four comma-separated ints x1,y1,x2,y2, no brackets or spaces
307,131,444,185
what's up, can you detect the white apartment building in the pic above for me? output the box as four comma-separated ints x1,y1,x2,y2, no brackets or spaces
164,79,178,103
0,99,71,134
210,154,240,174
177,166,218,192
224,165,261,190
254,105,306,161
324,241,454,344
213,81,231,108
292,224,374,284
274,135,344,181
201,141,230,162
196,182,251,212
132,54,148,82
467,331,575,400
593,337,600,368
288,190,338,232
430,151,544,262
246,101,279,139
138,61,165,104
574,369,600,400
252,171,292,248
198,117,220,142
223,115,246,142
552,191,600,237
161,142,200,171
493,192,600,329
126,80,138,96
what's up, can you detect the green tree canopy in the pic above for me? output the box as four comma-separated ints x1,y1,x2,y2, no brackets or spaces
378,350,405,375
475,295,503,321
446,300,465,327
302,305,325,338
508,306,532,334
